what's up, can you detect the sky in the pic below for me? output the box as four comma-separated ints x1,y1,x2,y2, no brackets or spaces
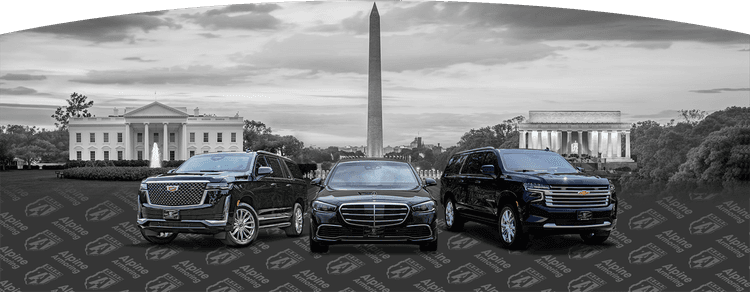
0,2,748,148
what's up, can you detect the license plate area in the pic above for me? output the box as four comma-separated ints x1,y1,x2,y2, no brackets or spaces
163,209,180,220
577,211,592,221
363,227,384,238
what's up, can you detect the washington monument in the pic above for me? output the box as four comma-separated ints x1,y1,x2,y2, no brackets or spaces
367,3,383,157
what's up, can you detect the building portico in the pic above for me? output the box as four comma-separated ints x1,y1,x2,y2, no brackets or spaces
518,111,633,162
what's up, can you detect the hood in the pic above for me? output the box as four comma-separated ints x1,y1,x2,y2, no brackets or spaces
314,188,433,205
144,171,247,183
511,172,610,186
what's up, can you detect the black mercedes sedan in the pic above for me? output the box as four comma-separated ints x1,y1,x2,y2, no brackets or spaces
308,158,438,252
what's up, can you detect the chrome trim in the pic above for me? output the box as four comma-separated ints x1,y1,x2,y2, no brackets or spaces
146,180,211,207
258,207,292,214
338,202,410,227
258,214,292,221
205,196,231,225
543,221,611,229
259,222,291,229
315,223,433,239
137,197,231,227
316,224,342,236
542,186,611,208
142,203,213,210
406,224,434,238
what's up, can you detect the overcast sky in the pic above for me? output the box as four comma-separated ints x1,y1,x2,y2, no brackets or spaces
0,2,748,148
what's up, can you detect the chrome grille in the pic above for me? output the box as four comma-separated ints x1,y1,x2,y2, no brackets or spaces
339,203,409,227
147,182,207,206
545,185,610,208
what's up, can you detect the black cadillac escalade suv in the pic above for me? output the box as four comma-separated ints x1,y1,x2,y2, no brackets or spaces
441,147,617,249
137,151,307,247
309,158,439,252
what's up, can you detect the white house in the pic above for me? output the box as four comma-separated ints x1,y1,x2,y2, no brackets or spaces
68,102,244,161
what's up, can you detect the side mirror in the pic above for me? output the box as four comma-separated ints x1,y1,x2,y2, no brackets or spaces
576,167,585,173
481,165,495,176
310,178,322,186
257,166,273,177
167,169,176,174
424,178,437,187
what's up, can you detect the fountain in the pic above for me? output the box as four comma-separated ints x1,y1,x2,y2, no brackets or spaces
150,142,161,168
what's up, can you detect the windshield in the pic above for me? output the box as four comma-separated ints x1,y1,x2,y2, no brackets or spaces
177,154,252,172
501,152,577,174
326,161,420,190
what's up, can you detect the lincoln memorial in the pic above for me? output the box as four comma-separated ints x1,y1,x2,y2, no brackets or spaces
68,102,243,161
518,111,634,162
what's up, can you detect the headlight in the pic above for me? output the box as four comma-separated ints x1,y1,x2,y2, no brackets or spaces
139,182,148,191
207,182,231,190
609,183,616,192
312,201,337,213
523,182,550,190
412,201,436,212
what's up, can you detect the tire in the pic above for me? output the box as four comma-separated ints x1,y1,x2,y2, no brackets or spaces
140,229,178,245
444,197,464,231
222,204,260,247
580,231,610,245
284,202,304,237
498,204,528,250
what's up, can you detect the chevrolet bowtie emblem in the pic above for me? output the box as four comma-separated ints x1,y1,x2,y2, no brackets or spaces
167,186,179,192
578,191,590,195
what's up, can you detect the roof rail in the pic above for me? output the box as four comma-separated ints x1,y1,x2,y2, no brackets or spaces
456,146,495,154
255,150,277,156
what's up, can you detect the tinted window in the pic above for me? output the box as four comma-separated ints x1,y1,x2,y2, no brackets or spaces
327,161,419,190
483,151,500,175
462,152,485,174
265,157,285,178
284,160,304,179
254,156,270,173
501,152,577,173
177,154,251,172
445,154,466,175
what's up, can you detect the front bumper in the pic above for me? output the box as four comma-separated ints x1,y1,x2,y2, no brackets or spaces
309,206,437,245
136,196,231,235
521,202,617,235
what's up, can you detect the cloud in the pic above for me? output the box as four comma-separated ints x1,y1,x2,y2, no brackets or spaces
740,48,750,51
689,88,750,94
628,110,679,120
0,86,49,95
0,103,60,109
27,14,180,42
625,42,673,50
69,65,263,86
198,33,221,38
0,73,47,81
123,57,156,62
182,4,283,30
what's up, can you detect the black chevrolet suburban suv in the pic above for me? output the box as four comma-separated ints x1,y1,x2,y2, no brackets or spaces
440,147,617,249
137,151,307,247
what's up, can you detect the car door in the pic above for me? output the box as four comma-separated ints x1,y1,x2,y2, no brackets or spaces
263,156,289,213
251,155,277,212
283,160,307,207
461,152,485,218
475,151,500,219
452,154,471,212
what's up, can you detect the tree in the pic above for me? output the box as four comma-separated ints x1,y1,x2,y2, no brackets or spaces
456,115,526,151
678,109,708,126
671,125,750,185
52,92,94,130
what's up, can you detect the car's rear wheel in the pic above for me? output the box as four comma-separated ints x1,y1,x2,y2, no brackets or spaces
498,204,528,250
222,204,259,247
140,229,178,244
284,202,304,237
444,197,464,231
580,231,610,244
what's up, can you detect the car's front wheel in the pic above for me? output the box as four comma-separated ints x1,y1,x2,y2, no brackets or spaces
140,229,178,244
498,204,528,250
222,204,259,247
580,231,610,244
284,202,304,237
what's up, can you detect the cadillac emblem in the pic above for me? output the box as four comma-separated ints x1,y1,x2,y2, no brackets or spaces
578,190,590,195
167,186,179,192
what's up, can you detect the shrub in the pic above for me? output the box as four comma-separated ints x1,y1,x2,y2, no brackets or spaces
64,160,184,168
62,167,170,181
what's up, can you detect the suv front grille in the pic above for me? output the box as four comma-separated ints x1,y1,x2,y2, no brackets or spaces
147,182,207,206
339,203,409,227
545,185,610,208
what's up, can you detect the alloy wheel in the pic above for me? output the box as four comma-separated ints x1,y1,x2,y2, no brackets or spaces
500,209,516,243
445,201,454,227
230,208,256,245
294,205,303,234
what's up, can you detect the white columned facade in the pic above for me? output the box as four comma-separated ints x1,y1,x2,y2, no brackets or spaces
557,131,562,152
602,131,609,158
182,123,188,159
124,123,131,160
566,131,571,154
615,131,622,158
577,130,583,156
625,131,631,160
592,131,599,158
144,123,150,160
163,123,169,161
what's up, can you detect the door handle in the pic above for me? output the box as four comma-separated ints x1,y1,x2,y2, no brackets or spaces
270,183,277,187
286,184,292,187
474,180,481,184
